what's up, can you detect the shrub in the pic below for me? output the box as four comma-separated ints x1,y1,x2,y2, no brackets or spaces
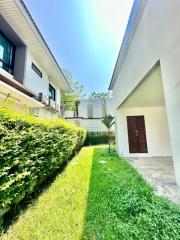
0,104,86,213
84,131,115,145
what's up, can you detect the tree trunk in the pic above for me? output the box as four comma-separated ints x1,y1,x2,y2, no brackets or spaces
108,129,110,153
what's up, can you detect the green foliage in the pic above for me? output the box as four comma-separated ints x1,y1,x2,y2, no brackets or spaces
62,69,85,99
83,147,180,240
84,131,115,145
88,91,112,101
61,68,85,117
101,114,114,130
0,104,86,211
102,114,115,152
61,93,77,112
1,147,180,240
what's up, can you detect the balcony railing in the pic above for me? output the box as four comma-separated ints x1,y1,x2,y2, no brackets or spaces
38,93,49,105
38,93,60,113
55,103,60,112
49,98,56,109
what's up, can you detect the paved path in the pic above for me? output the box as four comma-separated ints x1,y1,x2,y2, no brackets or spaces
126,157,180,204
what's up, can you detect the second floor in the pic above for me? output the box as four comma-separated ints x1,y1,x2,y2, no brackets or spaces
0,0,71,112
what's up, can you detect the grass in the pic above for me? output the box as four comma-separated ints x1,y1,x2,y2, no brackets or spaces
1,146,180,240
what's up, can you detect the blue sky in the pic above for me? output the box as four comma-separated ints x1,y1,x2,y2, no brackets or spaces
24,0,133,96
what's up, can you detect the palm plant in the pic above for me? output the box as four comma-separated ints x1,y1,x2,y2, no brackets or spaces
102,114,114,153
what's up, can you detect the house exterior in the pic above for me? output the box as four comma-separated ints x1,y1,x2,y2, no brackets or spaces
109,0,180,186
65,98,114,131
0,0,71,118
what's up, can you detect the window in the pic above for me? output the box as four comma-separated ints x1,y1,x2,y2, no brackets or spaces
32,63,42,78
0,31,15,74
49,83,56,101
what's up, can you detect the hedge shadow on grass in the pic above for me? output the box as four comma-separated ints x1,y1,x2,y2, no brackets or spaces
1,158,70,234
82,147,180,240
0,104,86,234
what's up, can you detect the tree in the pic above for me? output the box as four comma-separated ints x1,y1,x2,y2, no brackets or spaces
101,114,114,153
88,91,112,101
61,69,85,117
62,69,85,98
61,93,77,117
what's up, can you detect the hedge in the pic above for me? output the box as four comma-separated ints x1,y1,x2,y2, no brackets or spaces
0,104,86,215
84,131,115,145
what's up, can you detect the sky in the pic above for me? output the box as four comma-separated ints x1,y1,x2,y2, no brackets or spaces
24,0,133,96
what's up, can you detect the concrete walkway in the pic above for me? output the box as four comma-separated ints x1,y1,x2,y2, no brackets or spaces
126,157,180,204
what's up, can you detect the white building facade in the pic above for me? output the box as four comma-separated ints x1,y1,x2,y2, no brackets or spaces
66,98,114,131
109,0,180,185
0,0,71,118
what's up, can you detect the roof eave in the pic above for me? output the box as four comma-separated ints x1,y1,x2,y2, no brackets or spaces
109,0,149,90
18,0,72,92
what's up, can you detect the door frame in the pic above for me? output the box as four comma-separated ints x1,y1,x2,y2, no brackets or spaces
127,115,148,154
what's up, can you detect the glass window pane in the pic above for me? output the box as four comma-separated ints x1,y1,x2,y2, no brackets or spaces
0,32,15,74
49,84,56,101
0,33,11,65
0,45,4,60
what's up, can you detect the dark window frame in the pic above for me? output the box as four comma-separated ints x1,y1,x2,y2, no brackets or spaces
0,30,16,75
31,62,42,78
49,83,56,102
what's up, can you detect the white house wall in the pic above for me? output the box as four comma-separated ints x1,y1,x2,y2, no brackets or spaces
78,98,114,119
56,86,61,106
80,119,107,132
117,107,172,157
78,100,88,118
66,98,115,132
24,51,61,106
113,0,180,110
78,100,103,118
0,0,70,93
92,100,103,118
32,107,59,119
24,52,48,96
112,0,180,184
106,98,115,116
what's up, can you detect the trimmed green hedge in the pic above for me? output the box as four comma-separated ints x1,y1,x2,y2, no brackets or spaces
0,105,86,212
84,131,115,145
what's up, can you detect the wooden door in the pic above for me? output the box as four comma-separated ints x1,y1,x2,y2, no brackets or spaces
127,116,148,153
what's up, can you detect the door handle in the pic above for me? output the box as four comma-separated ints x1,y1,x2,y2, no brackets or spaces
135,130,139,137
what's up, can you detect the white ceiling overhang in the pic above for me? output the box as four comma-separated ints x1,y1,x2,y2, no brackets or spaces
0,0,72,93
120,66,165,108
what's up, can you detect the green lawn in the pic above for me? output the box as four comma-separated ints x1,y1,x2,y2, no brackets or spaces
1,146,180,240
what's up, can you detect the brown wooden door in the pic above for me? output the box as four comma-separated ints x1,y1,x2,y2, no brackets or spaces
127,116,148,153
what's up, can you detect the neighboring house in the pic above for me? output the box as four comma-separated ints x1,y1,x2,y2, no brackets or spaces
109,0,180,186
65,98,114,131
0,0,71,118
